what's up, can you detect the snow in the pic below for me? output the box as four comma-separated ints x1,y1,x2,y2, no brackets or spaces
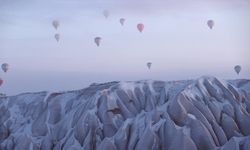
182,125,191,137
119,82,135,90
187,113,197,120
146,80,157,95
1,76,250,150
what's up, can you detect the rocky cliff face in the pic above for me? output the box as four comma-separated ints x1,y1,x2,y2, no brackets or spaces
0,76,250,150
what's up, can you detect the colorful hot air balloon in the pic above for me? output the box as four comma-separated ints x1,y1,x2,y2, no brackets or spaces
54,33,60,42
119,18,125,26
147,62,152,69
234,65,241,75
94,37,102,46
207,20,214,29
52,20,60,30
1,63,9,73
0,78,3,86
137,23,144,33
103,10,109,19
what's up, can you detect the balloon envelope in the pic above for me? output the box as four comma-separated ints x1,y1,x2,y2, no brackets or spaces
52,20,59,30
147,62,152,69
120,18,125,26
95,37,102,46
103,10,109,18
1,63,9,73
0,78,3,86
137,23,144,33
234,65,241,75
55,34,60,42
207,20,214,29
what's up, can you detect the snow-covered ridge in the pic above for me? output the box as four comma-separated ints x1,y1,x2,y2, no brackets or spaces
0,76,250,150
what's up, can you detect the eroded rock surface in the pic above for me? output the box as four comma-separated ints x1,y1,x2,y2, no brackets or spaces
0,76,250,150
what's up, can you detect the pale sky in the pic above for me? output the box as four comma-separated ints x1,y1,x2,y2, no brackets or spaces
0,0,250,95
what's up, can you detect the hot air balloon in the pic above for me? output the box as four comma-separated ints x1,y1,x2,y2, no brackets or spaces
0,78,3,86
147,62,152,69
120,18,125,26
52,20,60,30
234,65,241,75
94,37,102,46
103,10,109,19
54,33,60,42
207,20,214,29
137,23,144,33
1,63,9,73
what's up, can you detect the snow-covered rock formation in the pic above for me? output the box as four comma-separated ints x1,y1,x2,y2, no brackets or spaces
0,76,250,150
